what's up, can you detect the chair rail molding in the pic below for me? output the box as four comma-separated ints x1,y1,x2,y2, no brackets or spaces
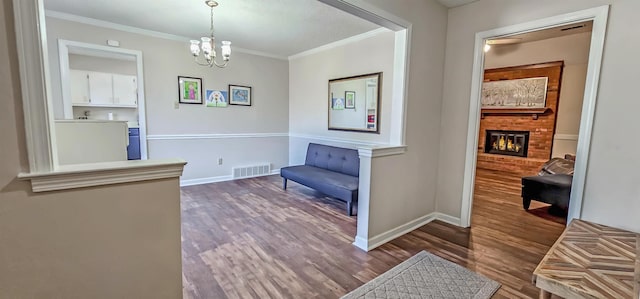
147,133,289,140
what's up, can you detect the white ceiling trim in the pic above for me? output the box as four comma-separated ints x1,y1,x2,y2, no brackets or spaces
288,27,390,61
44,10,289,61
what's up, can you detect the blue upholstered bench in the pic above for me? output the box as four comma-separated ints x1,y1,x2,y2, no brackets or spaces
280,143,360,216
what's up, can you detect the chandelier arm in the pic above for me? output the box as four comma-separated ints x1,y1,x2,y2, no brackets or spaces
212,59,229,68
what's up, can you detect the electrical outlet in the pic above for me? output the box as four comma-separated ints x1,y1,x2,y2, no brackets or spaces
174,102,179,109
217,158,223,165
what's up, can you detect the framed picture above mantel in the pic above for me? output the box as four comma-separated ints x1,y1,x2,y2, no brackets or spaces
481,77,548,109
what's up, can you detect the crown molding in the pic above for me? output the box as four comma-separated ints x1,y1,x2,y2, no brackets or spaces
44,10,288,61
288,27,390,60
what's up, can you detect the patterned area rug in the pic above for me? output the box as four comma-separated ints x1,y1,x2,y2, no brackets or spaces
342,251,500,299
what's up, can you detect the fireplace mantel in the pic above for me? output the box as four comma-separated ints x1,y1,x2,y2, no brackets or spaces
480,107,552,120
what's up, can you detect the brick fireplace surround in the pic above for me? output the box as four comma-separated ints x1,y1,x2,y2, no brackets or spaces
477,61,563,176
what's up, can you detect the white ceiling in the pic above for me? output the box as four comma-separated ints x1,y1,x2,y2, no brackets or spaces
436,0,478,8
43,0,380,57
489,21,593,45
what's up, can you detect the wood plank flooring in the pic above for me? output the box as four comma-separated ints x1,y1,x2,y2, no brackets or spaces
181,169,566,299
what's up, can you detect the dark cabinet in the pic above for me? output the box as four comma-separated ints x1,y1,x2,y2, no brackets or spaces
127,128,141,160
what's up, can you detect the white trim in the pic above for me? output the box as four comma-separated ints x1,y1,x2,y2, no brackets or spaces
352,236,369,251
72,103,138,108
355,213,437,251
45,10,289,61
554,134,579,141
390,28,411,145
180,175,232,187
318,0,410,30
18,158,186,192
13,0,57,172
357,145,407,158
433,213,461,227
288,28,390,60
459,5,610,228
352,212,461,251
147,133,289,141
288,133,387,147
180,169,281,187
57,39,149,160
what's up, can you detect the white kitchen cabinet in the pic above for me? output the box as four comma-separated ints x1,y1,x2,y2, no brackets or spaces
112,74,137,106
70,70,90,104
68,69,138,108
88,71,114,105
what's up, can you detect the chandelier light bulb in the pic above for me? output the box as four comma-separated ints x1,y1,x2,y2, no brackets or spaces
221,41,231,60
190,40,201,56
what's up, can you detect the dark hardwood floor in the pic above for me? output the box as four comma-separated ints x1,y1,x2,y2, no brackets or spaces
181,169,566,299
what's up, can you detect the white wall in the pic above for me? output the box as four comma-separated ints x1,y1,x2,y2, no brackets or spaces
69,54,136,75
0,1,183,296
349,0,449,238
437,0,640,232
288,30,395,164
484,32,592,157
46,17,289,183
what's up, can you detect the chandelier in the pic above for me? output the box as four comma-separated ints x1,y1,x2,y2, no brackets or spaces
189,0,231,68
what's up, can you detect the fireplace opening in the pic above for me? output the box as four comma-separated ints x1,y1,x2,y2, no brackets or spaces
485,130,529,157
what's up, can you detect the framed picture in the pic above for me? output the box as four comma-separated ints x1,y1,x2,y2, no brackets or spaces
178,76,203,104
229,84,252,106
205,90,228,107
331,97,345,110
481,77,548,109
345,91,356,109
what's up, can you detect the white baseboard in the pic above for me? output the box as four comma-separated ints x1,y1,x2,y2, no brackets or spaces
433,212,461,227
180,169,281,187
353,236,369,251
358,213,438,251
180,175,233,187
352,212,462,251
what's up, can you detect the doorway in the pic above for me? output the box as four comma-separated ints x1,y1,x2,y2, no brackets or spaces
459,6,609,228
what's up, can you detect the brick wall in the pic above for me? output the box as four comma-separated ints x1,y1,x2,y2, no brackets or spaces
477,62,563,176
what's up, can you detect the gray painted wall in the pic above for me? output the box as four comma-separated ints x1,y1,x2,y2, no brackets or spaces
46,17,290,182
288,30,395,165
437,0,640,232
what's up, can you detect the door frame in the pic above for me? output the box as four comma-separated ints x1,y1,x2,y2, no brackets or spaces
58,39,148,160
459,5,610,227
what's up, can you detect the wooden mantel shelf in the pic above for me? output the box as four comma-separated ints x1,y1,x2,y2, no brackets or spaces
481,107,551,120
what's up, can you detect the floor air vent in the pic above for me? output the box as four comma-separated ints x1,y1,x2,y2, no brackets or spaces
232,164,271,179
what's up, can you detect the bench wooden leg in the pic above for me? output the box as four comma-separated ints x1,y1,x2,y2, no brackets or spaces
282,178,287,190
347,201,353,216
539,289,551,299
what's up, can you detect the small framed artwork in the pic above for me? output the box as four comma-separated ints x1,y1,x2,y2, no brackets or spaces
178,76,203,104
205,90,228,107
331,97,345,110
229,84,252,106
345,91,356,109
